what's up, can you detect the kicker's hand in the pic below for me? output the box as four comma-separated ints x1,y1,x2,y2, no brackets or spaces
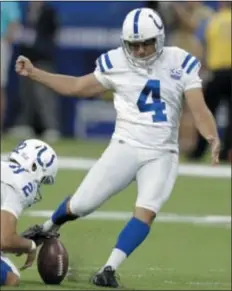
20,241,37,271
21,224,60,247
15,55,34,77
209,136,221,165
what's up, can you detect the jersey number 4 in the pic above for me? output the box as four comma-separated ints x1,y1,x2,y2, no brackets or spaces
137,80,167,122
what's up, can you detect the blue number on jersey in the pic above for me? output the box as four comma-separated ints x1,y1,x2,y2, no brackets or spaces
137,80,167,122
22,182,34,197
9,164,34,197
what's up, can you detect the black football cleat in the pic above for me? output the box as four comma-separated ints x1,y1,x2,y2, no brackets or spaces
90,266,120,288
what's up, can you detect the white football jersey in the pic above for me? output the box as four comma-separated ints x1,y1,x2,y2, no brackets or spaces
1,161,38,218
94,46,202,152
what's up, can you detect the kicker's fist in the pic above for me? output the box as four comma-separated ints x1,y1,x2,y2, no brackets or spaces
15,55,34,77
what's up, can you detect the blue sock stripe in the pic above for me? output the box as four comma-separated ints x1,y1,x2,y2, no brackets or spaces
52,196,77,225
115,217,150,257
0,259,13,286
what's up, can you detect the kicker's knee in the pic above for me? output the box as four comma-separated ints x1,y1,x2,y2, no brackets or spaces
1,257,20,286
6,272,20,286
1,271,20,287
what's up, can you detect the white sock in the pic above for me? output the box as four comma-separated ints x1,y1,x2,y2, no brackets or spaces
103,248,127,271
42,219,60,232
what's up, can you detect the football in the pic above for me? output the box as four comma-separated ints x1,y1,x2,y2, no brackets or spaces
37,238,69,284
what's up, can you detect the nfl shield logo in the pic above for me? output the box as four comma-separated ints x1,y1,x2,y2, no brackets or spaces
170,68,182,80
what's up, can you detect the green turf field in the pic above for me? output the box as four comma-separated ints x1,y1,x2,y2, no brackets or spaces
1,138,231,290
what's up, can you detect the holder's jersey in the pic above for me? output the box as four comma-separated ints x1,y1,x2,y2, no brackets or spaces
1,161,38,218
94,46,202,151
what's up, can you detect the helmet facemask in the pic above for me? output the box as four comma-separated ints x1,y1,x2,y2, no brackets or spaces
122,34,165,68
31,161,56,204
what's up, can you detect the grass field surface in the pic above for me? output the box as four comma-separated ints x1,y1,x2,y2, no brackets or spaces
1,138,231,290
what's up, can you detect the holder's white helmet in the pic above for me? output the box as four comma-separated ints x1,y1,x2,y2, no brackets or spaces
121,8,165,67
9,139,58,186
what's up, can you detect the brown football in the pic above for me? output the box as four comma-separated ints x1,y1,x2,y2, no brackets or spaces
37,238,69,284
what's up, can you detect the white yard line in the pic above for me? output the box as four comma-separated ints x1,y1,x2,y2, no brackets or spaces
57,157,231,178
26,210,231,227
1,154,231,178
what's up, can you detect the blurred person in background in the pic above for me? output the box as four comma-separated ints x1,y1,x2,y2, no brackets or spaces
8,1,60,142
157,1,214,53
203,1,219,11
1,1,21,128
188,1,231,162
158,1,214,153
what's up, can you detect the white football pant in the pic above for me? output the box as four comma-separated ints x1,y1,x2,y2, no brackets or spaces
70,139,178,216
